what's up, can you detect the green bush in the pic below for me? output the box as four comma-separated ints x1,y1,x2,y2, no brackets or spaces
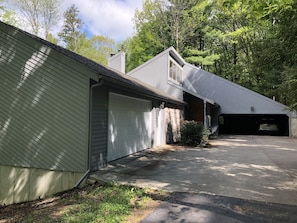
180,120,204,146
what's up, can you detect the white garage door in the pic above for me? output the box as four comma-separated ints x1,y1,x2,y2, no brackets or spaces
108,93,152,161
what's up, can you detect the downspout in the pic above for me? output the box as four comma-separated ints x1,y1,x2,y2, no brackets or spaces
74,76,103,188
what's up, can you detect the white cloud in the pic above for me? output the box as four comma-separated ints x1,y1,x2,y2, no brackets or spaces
60,0,143,42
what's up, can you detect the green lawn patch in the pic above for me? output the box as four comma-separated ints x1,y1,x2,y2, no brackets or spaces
1,182,156,223
60,183,147,223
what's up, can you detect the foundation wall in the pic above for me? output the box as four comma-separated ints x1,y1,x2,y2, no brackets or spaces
0,165,84,205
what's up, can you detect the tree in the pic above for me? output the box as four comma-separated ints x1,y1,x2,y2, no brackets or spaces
46,32,58,44
58,4,116,65
123,0,167,71
125,0,297,109
41,0,60,37
134,0,197,53
75,35,116,65
125,0,197,71
182,1,220,69
58,4,83,52
278,2,297,110
252,0,297,109
0,0,17,25
7,0,60,37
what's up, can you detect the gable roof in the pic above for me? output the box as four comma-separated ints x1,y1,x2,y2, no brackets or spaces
154,47,293,115
0,21,184,106
128,46,217,104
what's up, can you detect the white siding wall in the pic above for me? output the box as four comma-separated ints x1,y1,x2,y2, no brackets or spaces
152,107,166,147
128,52,183,101
108,52,125,73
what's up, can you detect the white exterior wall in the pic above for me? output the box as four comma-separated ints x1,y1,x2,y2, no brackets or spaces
128,51,184,101
108,52,125,73
152,107,166,147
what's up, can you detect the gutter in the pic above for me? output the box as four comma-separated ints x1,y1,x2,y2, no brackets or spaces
74,76,103,188
101,76,185,106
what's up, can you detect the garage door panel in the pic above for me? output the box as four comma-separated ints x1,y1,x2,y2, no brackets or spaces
108,93,152,161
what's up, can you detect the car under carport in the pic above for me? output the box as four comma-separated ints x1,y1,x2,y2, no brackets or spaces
218,114,289,136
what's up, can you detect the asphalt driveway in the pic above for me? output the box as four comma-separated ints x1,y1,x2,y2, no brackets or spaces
90,135,297,222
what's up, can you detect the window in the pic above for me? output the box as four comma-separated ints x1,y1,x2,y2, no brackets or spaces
169,58,182,85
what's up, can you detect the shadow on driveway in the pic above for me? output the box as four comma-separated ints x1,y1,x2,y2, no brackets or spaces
141,192,297,223
90,135,297,222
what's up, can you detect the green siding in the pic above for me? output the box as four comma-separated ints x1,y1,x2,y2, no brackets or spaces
90,86,108,171
0,24,92,172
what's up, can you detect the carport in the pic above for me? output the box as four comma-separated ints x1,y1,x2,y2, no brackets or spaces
219,114,289,136
182,63,296,137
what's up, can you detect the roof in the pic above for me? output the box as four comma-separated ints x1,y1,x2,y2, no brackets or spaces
128,46,217,105
184,62,293,115
0,21,184,106
183,88,218,106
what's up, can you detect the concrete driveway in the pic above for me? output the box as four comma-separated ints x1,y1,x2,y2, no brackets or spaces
90,135,297,205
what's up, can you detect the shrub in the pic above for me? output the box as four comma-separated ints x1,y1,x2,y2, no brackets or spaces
180,120,204,146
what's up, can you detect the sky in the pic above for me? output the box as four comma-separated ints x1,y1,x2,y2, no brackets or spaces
59,0,143,42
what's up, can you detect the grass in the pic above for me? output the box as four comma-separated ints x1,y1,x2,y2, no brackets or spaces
1,182,160,223
60,183,147,223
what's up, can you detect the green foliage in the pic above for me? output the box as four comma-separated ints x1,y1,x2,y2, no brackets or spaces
0,9,17,25
58,4,116,65
126,0,297,110
180,120,205,146
125,0,198,71
281,66,297,110
184,48,220,67
3,0,297,110
0,0,17,25
45,33,58,44
20,183,148,222
122,23,164,72
60,184,146,223
76,35,116,66
58,4,82,50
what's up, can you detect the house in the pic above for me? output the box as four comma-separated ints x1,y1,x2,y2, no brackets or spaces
108,51,184,145
127,47,220,135
128,47,297,137
0,22,183,205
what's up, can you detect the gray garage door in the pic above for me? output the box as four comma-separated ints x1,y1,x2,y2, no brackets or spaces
108,93,152,161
